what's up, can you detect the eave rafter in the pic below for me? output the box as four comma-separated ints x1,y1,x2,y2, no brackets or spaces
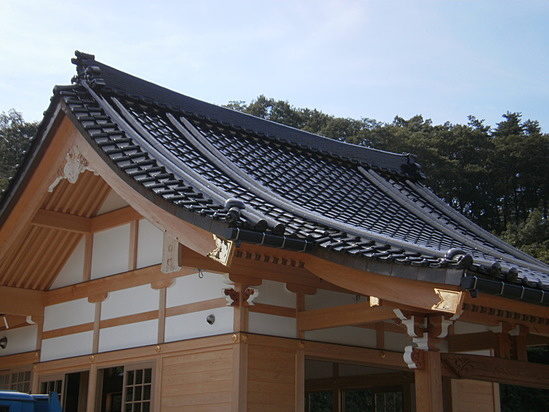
304,255,464,314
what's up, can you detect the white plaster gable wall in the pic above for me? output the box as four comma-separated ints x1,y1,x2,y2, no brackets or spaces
248,312,296,338
41,331,94,362
97,190,129,214
305,326,377,348
91,224,131,279
254,280,296,308
166,271,228,307
99,320,158,353
43,298,95,331
165,307,233,342
101,284,158,320
0,325,38,356
136,219,163,268
51,237,85,289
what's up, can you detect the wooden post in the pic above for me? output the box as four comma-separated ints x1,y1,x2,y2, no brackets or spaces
414,350,443,412
231,282,250,411
86,364,98,412
295,292,306,412
232,334,248,411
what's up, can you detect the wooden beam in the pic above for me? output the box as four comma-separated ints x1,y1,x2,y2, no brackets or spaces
460,299,549,336
297,301,396,331
30,205,142,235
91,206,142,233
464,293,549,322
180,244,347,293
448,331,497,353
0,315,29,330
304,340,407,370
442,352,549,389
32,209,91,233
0,286,45,317
304,255,464,314
45,264,196,306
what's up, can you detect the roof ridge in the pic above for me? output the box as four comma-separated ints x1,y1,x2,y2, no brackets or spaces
70,51,422,179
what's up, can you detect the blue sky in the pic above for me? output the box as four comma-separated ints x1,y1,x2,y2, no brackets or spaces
1,0,548,132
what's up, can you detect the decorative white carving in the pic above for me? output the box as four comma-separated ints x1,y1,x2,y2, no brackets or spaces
48,146,96,192
394,308,420,337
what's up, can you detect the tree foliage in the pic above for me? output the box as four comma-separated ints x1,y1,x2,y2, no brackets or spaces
0,110,37,191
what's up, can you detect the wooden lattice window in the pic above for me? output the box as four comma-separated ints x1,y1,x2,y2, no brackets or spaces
10,369,31,393
123,366,153,412
0,371,10,390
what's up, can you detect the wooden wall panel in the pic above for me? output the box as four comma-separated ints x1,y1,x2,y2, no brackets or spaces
247,343,296,412
161,347,233,411
451,379,500,412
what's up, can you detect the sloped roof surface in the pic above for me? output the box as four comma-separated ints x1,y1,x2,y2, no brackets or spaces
4,51,549,304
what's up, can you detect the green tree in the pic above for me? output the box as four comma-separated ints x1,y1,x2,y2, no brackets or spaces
501,209,549,263
0,110,37,192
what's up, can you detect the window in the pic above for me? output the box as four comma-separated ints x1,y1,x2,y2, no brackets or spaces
41,371,88,412
41,378,63,394
98,364,153,412
0,369,32,393
124,367,152,412
0,371,9,390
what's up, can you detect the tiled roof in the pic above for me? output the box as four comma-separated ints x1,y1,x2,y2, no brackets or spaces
7,51,549,305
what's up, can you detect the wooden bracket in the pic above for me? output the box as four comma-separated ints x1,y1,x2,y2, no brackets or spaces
404,346,425,369
223,287,258,307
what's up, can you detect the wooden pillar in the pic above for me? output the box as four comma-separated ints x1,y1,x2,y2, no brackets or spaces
86,363,98,412
231,334,248,411
230,281,250,411
296,291,306,412
414,350,443,412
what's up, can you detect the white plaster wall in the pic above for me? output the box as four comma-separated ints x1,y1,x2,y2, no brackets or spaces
43,298,95,331
0,325,37,356
97,190,129,214
136,219,163,268
248,312,296,338
101,285,158,320
305,326,377,347
254,280,296,308
40,331,93,362
51,238,85,289
306,289,357,310
384,331,410,352
166,272,227,307
91,224,130,279
99,320,158,352
165,307,234,342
